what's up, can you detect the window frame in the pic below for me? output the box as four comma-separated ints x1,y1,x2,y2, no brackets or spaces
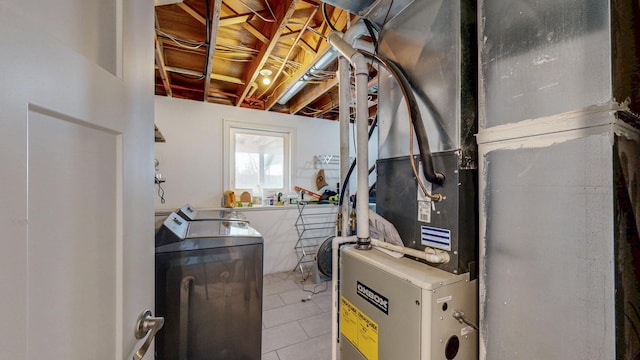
223,120,295,195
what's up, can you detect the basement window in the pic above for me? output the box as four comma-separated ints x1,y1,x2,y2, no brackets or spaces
225,121,293,195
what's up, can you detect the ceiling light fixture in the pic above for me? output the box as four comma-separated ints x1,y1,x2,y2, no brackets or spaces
259,68,273,86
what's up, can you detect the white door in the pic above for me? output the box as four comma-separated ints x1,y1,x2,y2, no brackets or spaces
0,1,156,359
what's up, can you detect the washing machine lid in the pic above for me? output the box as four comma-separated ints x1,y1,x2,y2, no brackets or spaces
185,219,260,238
156,219,263,253
179,204,247,221
155,235,263,253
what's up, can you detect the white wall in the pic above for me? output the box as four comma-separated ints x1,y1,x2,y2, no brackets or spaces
154,96,345,209
154,96,343,274
15,0,117,75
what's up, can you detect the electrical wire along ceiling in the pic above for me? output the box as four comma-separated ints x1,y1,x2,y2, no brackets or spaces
154,0,379,121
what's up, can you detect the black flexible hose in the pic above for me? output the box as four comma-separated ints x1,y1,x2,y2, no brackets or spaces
322,3,338,32
358,50,444,186
363,19,379,53
338,160,356,207
338,116,378,206
336,49,445,207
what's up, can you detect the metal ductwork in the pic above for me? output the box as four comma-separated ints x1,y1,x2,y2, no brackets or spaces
323,0,416,27
278,20,376,106
322,0,378,15
277,49,338,105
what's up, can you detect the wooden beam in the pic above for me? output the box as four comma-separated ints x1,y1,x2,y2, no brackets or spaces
211,73,245,85
306,97,339,118
219,10,272,27
288,77,338,114
264,9,352,110
280,29,302,42
257,6,317,98
154,13,172,96
176,2,206,25
203,0,222,100
236,0,301,106
221,3,236,16
158,38,207,55
221,3,269,44
368,104,378,119
155,33,173,96
279,23,320,43
241,22,269,44
165,66,246,85
298,39,316,55
219,13,252,27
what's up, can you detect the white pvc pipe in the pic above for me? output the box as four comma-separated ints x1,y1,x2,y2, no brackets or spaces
338,56,351,235
327,32,359,62
328,26,377,360
370,239,451,264
331,236,357,360
342,20,370,47
354,62,370,242
327,32,371,245
332,22,375,238
353,38,375,53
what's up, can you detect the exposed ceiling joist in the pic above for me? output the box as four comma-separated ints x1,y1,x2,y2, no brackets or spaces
176,2,205,25
158,39,207,56
203,0,222,100
280,29,302,42
241,23,270,44
155,32,173,96
219,13,252,27
294,75,379,117
297,40,317,55
305,97,339,118
257,5,318,98
154,13,172,96
165,66,245,85
211,73,245,85
235,0,302,106
289,77,338,114
218,3,270,44
264,9,352,111
154,1,377,121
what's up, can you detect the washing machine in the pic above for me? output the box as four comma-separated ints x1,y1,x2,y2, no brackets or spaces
155,212,263,359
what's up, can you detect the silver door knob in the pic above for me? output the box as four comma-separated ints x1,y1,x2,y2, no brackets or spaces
133,309,165,360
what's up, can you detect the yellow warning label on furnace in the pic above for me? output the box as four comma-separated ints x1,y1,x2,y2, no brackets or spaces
341,296,378,360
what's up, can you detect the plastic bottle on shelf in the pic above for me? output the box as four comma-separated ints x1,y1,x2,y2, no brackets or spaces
252,184,263,206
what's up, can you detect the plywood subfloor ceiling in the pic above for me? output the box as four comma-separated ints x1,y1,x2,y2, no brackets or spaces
154,0,378,121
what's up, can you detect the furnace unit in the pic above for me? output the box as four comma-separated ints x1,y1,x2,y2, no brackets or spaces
327,0,480,358
339,247,477,360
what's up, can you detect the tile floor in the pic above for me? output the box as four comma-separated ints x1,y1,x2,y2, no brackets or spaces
262,271,333,360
